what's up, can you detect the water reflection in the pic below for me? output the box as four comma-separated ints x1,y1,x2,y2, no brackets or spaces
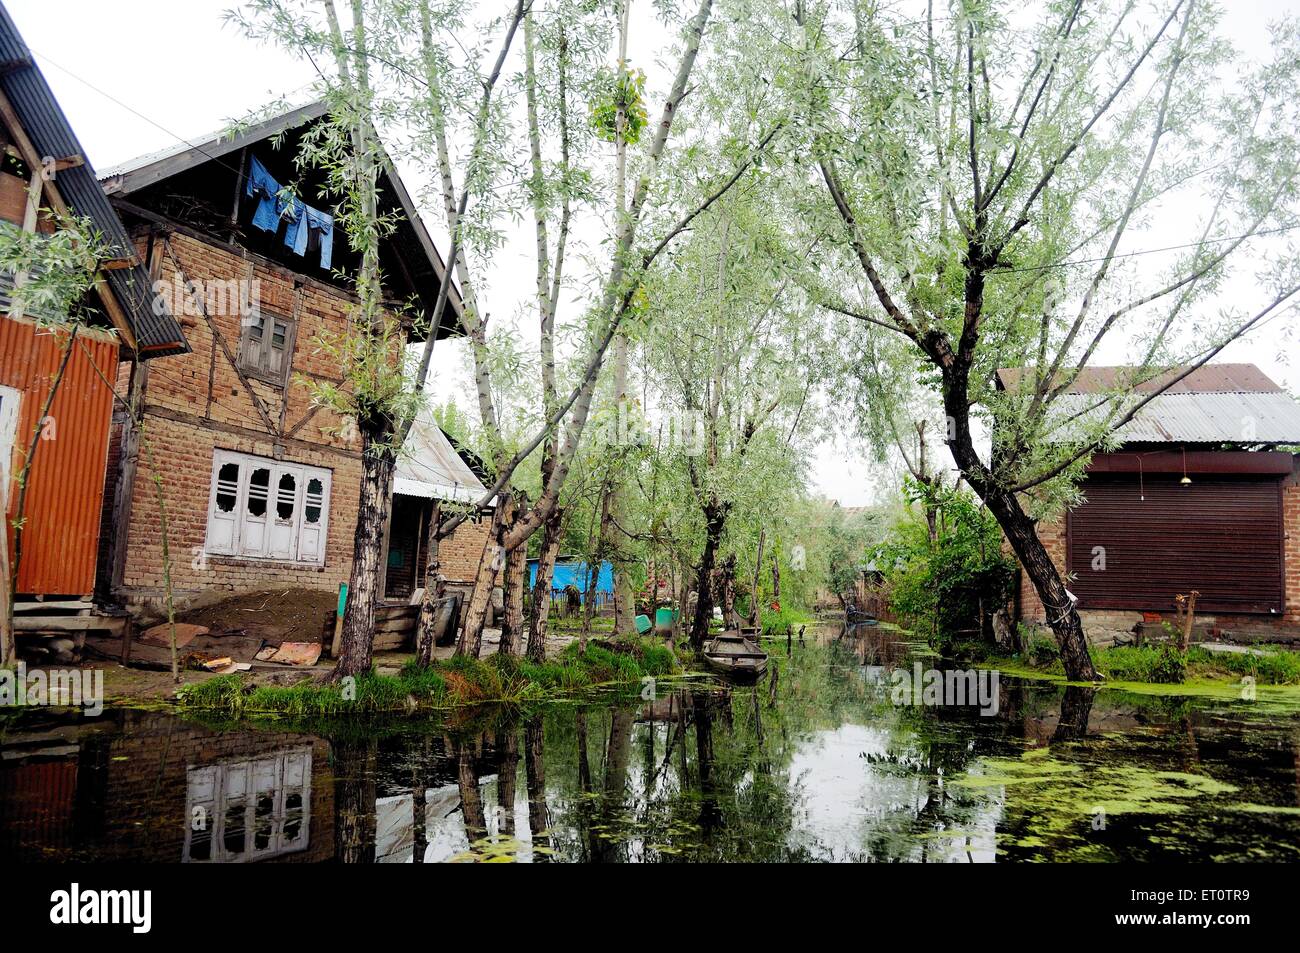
2,624,1299,862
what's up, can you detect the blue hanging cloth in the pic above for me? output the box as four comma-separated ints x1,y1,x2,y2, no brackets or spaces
245,156,284,233
286,204,334,270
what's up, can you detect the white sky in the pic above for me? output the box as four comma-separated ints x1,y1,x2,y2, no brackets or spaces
12,0,1300,505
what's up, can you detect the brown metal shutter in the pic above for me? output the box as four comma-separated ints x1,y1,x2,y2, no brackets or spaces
1066,475,1284,614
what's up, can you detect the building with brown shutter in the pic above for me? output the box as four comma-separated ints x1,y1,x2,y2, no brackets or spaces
998,364,1300,645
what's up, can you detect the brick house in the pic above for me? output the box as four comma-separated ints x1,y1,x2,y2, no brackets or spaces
94,101,491,610
0,3,186,614
998,364,1300,645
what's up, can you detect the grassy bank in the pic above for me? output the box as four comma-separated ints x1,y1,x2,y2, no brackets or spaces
178,639,683,717
978,639,1300,686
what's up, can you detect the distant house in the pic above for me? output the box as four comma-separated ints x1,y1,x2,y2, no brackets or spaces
94,101,491,607
381,409,492,604
997,364,1300,644
0,3,184,607
527,557,614,603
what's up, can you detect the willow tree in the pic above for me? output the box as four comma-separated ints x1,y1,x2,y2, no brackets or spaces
639,195,827,650
767,0,1300,679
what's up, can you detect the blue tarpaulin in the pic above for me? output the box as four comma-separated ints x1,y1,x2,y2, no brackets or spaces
527,558,614,595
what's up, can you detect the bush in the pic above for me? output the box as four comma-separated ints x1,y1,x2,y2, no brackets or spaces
876,478,1017,649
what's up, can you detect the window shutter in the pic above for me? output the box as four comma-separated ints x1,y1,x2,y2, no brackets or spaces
296,473,329,564
239,465,272,557
266,465,302,559
205,455,242,555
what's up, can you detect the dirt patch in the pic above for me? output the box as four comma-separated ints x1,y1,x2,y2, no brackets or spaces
177,588,335,644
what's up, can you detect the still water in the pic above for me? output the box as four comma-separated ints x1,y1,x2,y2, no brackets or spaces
3,625,1299,862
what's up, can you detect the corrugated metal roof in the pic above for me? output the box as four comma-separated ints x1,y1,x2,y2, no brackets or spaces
1046,390,1300,444
0,3,187,357
997,363,1283,395
393,410,488,504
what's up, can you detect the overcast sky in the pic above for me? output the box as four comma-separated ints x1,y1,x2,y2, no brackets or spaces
12,0,1299,505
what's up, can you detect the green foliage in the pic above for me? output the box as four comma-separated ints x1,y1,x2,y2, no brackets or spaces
588,66,648,144
876,478,1016,649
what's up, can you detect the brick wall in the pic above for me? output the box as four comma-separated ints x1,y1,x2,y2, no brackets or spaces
1012,456,1300,644
112,230,489,604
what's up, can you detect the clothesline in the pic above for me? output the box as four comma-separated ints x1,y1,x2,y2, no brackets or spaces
245,155,335,270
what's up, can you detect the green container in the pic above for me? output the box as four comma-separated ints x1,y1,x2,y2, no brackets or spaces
634,614,652,634
655,608,676,629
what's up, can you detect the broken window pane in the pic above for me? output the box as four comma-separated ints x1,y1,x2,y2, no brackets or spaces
216,462,239,513
276,472,296,521
247,468,270,517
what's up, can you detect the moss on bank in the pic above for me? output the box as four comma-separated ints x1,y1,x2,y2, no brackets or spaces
178,638,685,716
1016,643,1300,685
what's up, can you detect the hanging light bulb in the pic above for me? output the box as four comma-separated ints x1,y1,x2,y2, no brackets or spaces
1180,447,1192,486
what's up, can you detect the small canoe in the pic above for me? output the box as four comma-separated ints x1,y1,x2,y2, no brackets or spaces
704,631,769,680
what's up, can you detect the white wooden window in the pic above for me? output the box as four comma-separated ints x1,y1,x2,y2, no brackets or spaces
204,449,331,564
237,311,296,386
184,747,312,863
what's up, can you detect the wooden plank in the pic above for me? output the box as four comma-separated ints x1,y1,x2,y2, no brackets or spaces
15,616,126,634
12,600,95,613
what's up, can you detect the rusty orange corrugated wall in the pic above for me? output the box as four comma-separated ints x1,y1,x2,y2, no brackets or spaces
2,314,118,596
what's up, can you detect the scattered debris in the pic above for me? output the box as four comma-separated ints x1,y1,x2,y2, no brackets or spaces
254,642,323,666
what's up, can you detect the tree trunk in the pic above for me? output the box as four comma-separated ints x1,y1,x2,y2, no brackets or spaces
688,504,726,650
527,507,564,662
456,492,511,658
414,501,444,668
499,496,528,657
454,735,487,848
770,550,781,606
523,714,550,860
983,483,1098,681
495,728,518,836
335,435,397,679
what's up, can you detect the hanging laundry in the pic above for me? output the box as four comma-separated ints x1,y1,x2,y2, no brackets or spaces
286,203,334,270
244,156,284,233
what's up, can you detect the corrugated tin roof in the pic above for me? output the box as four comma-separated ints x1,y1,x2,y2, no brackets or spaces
997,363,1282,395
393,410,488,504
0,2,187,357
1046,391,1300,444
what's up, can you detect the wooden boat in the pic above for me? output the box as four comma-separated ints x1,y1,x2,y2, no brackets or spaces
704,630,769,680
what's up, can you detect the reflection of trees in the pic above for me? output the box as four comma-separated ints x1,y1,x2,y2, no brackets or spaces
524,715,550,862
333,737,376,864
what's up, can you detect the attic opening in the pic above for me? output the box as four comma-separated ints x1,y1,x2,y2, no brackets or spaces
102,109,464,343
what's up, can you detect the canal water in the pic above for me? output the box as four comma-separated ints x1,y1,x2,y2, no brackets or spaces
2,624,1298,862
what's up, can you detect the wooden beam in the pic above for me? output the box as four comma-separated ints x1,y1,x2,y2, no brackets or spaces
15,616,126,633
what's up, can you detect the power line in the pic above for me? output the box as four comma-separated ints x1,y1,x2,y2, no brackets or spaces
29,46,313,185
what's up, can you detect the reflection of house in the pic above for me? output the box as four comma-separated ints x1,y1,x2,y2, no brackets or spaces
0,5,184,608
0,712,332,862
184,746,312,863
382,411,492,604
91,101,492,606
997,365,1300,644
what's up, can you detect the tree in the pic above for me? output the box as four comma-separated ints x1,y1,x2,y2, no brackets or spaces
770,0,1300,679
